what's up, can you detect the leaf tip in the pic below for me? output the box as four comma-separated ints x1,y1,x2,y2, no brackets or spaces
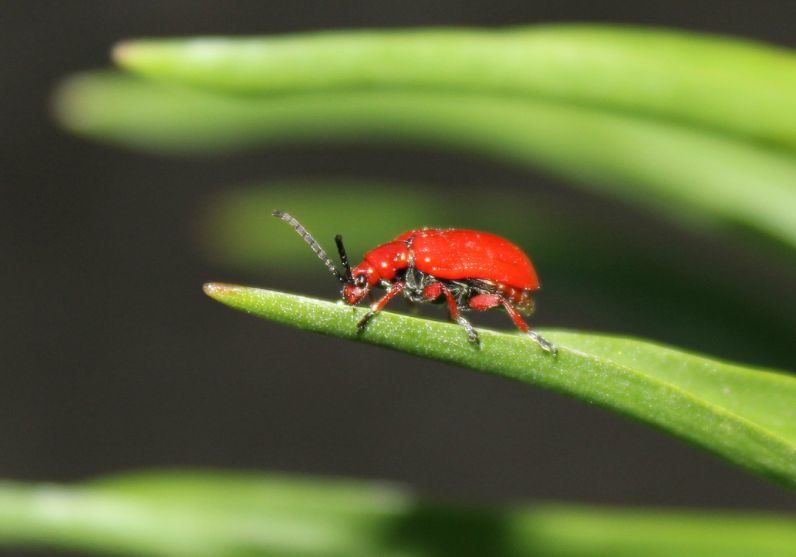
111,40,141,68
203,282,235,299
49,75,92,132
111,41,134,66
111,40,157,71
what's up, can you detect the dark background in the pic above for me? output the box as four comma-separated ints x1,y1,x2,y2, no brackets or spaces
2,4,796,554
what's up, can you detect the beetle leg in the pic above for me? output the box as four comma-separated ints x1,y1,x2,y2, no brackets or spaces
423,282,480,345
468,293,502,311
500,299,557,355
357,281,405,330
421,281,444,300
455,315,480,346
468,293,556,355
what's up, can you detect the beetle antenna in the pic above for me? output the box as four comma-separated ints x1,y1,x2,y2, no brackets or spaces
335,234,353,282
272,210,346,284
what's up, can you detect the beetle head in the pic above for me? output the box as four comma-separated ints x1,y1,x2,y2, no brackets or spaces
342,264,378,305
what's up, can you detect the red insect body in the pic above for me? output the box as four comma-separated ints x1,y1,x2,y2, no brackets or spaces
395,229,538,289
274,211,555,354
345,229,539,309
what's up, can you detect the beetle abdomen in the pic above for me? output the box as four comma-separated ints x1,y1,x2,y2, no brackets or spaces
395,229,539,291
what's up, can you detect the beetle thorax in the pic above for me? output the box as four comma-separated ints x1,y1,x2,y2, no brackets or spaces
363,241,411,282
342,241,410,305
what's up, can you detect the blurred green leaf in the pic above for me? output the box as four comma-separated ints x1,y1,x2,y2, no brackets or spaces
114,25,796,150
203,285,796,490
55,72,796,251
1,470,796,557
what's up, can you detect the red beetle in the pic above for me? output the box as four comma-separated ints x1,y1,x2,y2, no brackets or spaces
274,211,555,353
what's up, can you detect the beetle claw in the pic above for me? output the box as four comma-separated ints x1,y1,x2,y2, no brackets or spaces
357,310,375,330
457,316,481,347
527,330,557,356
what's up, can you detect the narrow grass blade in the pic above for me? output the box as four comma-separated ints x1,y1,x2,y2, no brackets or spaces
114,25,796,150
203,285,796,490
1,471,795,557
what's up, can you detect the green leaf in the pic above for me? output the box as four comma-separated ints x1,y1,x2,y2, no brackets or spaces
53,72,796,252
1,470,796,557
114,25,796,150
203,284,796,490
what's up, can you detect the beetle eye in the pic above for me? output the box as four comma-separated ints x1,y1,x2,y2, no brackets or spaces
355,275,367,287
